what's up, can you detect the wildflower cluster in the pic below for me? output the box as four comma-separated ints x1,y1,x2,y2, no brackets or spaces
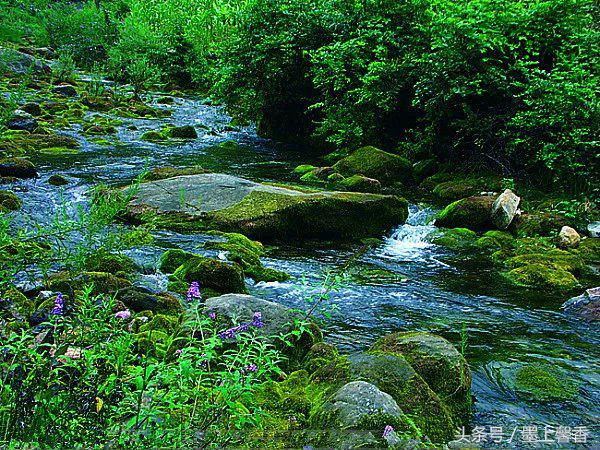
186,281,201,302
218,311,264,340
51,293,64,315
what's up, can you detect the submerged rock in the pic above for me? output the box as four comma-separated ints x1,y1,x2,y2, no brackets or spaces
435,195,496,231
372,332,471,424
145,166,207,181
48,174,69,186
165,125,197,139
51,84,78,97
562,286,600,321
0,190,22,212
490,189,520,229
332,146,412,185
0,158,38,179
558,226,580,249
7,110,38,132
513,364,579,402
124,173,408,241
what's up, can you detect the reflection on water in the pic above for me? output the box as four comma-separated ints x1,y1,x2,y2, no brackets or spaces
8,93,599,448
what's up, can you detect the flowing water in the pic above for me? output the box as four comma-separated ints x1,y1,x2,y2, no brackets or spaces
9,93,599,448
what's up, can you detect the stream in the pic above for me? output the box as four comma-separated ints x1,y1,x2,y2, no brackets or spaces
9,92,599,448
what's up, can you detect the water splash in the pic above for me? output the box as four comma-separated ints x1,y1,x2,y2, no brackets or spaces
380,205,438,258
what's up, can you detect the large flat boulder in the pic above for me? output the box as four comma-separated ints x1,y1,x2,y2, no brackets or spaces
124,173,407,241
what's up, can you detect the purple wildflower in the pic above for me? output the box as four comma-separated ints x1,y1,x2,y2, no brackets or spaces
244,363,258,373
186,282,201,302
51,293,64,315
115,309,131,320
208,312,216,320
174,349,183,357
252,312,263,328
383,425,394,438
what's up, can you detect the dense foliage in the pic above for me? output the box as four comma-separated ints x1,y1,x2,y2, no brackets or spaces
2,0,597,194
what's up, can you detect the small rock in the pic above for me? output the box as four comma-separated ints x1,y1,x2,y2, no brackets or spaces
6,109,38,132
490,189,520,229
52,84,78,97
21,102,42,116
165,125,197,139
587,222,600,238
48,174,69,186
562,287,600,321
0,157,38,179
558,226,580,249
0,190,22,212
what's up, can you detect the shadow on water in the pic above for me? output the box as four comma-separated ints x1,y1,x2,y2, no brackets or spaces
9,93,599,448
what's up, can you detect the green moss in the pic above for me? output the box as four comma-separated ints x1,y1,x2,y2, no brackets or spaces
428,228,478,249
45,271,132,296
436,196,495,231
1,287,34,319
204,232,289,282
37,146,80,156
138,313,181,335
145,166,207,181
476,230,515,252
505,250,584,274
299,171,322,183
0,190,21,212
164,125,197,139
332,146,412,185
347,264,407,285
141,130,164,141
159,248,192,273
135,330,169,356
336,174,381,193
83,252,138,275
0,132,79,157
327,172,345,183
171,255,247,295
119,227,155,248
293,164,316,175
502,264,581,292
514,365,578,402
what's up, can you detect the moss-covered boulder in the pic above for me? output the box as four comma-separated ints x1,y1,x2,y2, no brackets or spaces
204,232,289,282
502,264,581,292
83,252,138,276
116,286,183,314
0,287,35,321
0,158,38,179
347,353,455,443
513,364,579,402
138,313,181,335
371,332,471,424
336,174,381,194
476,230,515,252
145,166,207,181
171,255,247,295
332,146,412,185
435,195,496,231
0,190,22,212
413,159,439,181
428,228,478,249
45,271,132,297
293,164,316,175
0,133,79,157
165,125,197,139
48,174,69,186
509,212,567,237
124,173,408,241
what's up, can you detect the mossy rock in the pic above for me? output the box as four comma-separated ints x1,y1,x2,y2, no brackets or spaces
0,190,21,212
372,332,471,424
476,230,515,252
300,170,322,184
159,248,192,273
514,364,579,402
204,232,289,282
575,238,600,265
83,252,138,275
138,313,181,335
0,157,38,179
293,164,316,175
346,264,407,285
436,196,496,231
37,146,80,156
45,271,132,297
124,173,408,242
510,212,568,237
116,286,183,314
504,250,584,275
332,146,412,185
145,166,207,181
135,330,169,356
502,264,581,292
165,125,197,139
0,133,79,157
432,180,481,201
171,255,247,295
1,287,34,320
141,130,164,141
336,174,382,194
156,96,175,105
428,228,478,249
347,353,456,443
48,174,69,186
413,159,439,180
